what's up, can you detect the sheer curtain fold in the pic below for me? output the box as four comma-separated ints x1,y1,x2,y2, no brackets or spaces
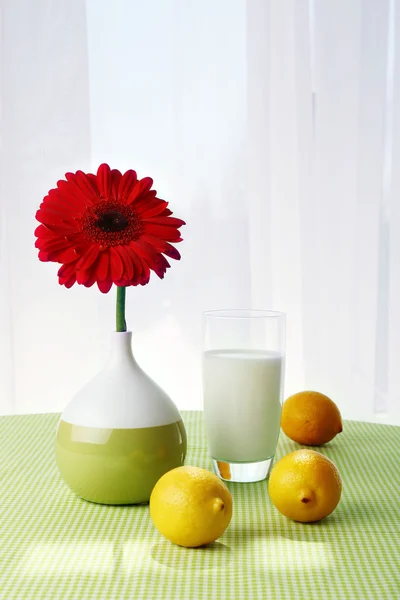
0,0,92,414
248,0,399,423
0,0,399,423
389,0,400,424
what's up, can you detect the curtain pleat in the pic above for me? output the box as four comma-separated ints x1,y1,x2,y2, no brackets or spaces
0,0,398,423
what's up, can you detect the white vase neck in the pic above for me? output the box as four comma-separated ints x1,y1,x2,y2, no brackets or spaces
108,331,137,367
62,329,182,429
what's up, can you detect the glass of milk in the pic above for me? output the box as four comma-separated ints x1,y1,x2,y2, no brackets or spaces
202,310,285,482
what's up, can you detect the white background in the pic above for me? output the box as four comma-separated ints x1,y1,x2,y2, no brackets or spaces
0,0,399,424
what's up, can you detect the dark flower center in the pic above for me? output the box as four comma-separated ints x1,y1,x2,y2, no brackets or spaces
95,210,128,233
82,201,143,247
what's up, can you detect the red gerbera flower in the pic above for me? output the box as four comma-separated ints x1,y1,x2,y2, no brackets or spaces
35,164,185,293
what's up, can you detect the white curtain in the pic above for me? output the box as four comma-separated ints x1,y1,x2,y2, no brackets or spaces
0,0,399,424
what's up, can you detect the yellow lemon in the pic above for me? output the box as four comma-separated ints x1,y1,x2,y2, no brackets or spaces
150,466,233,547
268,449,342,522
281,390,343,445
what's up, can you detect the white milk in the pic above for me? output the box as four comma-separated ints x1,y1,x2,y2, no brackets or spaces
202,349,284,463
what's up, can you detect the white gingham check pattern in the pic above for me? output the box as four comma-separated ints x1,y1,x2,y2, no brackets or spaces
0,411,399,599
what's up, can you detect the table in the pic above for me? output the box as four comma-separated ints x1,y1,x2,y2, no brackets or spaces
0,411,399,599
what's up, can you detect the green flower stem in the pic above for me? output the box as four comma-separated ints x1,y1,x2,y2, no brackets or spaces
116,286,127,332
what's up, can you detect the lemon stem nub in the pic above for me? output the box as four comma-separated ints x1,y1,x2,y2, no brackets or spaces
213,498,225,513
300,489,314,504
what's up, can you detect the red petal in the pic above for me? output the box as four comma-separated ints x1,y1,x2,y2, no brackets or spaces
158,208,173,217
153,254,171,279
38,198,66,213
114,279,137,287
97,280,113,293
144,224,182,241
138,199,170,219
76,268,96,285
141,235,181,260
110,169,122,199
36,207,68,226
118,170,137,202
135,199,171,217
58,261,78,280
124,246,143,282
130,250,150,284
130,240,170,279
47,186,86,213
62,174,98,207
76,270,88,284
41,232,82,246
53,185,89,211
140,262,150,284
38,250,49,261
82,273,97,288
58,261,79,287
143,216,186,228
35,223,75,238
131,190,156,206
86,173,98,192
109,246,124,279
76,245,100,271
131,193,159,213
49,247,79,263
114,246,134,280
95,252,110,281
96,164,112,199
130,240,159,268
34,224,57,239
162,243,180,260
64,275,76,289
126,177,153,204
35,237,70,252
73,171,101,204
35,220,80,236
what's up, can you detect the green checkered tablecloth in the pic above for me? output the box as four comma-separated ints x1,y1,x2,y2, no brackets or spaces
0,411,399,599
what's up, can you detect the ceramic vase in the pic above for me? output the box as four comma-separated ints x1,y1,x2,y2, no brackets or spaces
55,331,187,504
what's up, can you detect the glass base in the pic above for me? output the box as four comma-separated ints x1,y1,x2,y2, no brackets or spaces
212,456,274,483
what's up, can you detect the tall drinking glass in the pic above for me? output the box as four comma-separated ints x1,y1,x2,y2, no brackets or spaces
202,310,285,483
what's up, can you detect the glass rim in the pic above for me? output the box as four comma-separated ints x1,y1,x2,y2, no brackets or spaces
202,309,285,320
